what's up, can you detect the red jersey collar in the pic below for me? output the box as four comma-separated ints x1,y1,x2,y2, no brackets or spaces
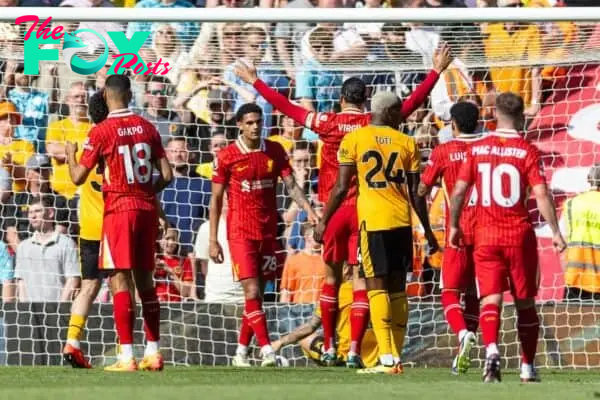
236,137,265,154
455,133,482,142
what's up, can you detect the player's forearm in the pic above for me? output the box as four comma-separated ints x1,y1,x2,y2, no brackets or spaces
67,154,86,186
253,79,310,126
400,70,440,119
279,316,321,347
208,194,223,243
417,182,432,198
536,191,561,234
411,190,434,236
285,178,313,217
449,191,466,229
531,67,542,105
322,184,347,226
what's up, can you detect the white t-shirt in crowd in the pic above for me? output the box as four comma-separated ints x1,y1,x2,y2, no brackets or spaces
195,219,244,304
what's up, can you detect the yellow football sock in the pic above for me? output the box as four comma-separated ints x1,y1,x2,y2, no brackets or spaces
368,289,393,365
67,314,87,342
390,292,408,361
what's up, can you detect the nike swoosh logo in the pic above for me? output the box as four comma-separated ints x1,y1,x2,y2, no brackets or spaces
236,166,248,172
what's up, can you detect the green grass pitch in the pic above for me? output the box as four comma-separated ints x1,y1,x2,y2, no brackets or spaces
2,367,599,400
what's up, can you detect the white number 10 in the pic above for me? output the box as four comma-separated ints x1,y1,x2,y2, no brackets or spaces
118,143,152,184
472,162,521,208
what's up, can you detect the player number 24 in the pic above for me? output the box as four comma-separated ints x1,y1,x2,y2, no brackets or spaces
468,162,521,208
362,150,405,189
118,143,153,184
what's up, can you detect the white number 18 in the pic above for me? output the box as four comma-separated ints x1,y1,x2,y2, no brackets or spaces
118,143,152,184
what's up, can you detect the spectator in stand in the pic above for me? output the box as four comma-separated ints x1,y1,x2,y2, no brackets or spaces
5,63,59,153
0,240,15,302
280,224,326,303
14,196,80,302
223,25,289,137
139,76,180,145
296,27,342,141
131,48,157,108
194,193,244,303
46,82,91,201
561,164,600,301
0,101,34,194
484,0,543,117
3,155,73,252
196,132,227,179
160,137,211,256
89,64,110,94
175,59,223,123
155,228,196,302
274,0,318,80
151,24,191,87
268,112,304,155
126,0,200,49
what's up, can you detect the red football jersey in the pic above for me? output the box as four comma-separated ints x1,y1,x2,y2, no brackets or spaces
304,70,440,205
80,109,166,214
421,134,481,246
213,138,293,241
154,255,194,302
457,129,546,247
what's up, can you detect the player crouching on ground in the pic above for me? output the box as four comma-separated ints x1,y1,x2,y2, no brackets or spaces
67,75,173,372
315,91,439,374
449,92,566,383
272,265,390,369
418,101,482,375
209,103,319,367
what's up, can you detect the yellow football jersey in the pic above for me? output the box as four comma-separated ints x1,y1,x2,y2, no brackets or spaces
46,118,92,199
77,146,104,241
338,125,420,231
0,139,35,193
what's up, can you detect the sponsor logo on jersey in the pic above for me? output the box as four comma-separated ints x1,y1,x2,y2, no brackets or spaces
241,179,274,192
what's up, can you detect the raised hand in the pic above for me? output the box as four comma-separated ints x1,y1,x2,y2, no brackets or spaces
433,41,454,74
233,60,259,85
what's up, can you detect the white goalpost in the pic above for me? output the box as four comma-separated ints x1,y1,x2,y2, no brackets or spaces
0,6,599,369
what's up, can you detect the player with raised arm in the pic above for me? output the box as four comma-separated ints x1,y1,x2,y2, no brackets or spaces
417,101,482,375
449,92,566,383
234,44,453,367
62,91,109,369
209,103,319,367
66,75,173,372
314,92,439,374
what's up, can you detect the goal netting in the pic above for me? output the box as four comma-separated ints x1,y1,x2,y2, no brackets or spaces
0,7,599,369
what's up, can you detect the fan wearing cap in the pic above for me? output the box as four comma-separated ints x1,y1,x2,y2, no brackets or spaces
0,101,35,194
2,154,72,253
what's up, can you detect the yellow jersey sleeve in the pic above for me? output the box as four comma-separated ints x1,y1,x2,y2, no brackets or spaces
337,132,357,166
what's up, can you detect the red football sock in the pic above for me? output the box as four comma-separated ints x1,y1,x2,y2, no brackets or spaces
350,289,369,354
464,293,480,333
517,307,540,365
139,290,160,342
245,298,271,348
319,283,338,352
113,291,134,345
238,313,254,347
479,303,501,348
441,290,467,336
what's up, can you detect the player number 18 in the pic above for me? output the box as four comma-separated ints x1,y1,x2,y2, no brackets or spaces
118,143,153,184
469,162,521,208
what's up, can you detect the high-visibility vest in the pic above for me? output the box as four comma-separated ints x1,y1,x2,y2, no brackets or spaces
564,191,600,293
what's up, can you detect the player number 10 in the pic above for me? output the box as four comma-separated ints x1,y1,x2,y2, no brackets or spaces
469,162,521,208
118,143,152,184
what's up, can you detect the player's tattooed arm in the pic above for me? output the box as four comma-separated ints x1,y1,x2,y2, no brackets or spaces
449,180,469,229
282,174,319,225
408,172,440,254
274,315,322,351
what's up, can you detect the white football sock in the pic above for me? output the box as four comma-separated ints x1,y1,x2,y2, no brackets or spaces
486,343,499,358
260,344,274,356
458,329,468,343
380,354,394,367
119,344,133,361
236,344,248,356
66,339,80,349
145,341,159,357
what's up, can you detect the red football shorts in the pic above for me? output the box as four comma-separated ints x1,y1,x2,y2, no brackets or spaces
440,246,476,291
322,205,359,266
99,210,158,271
229,238,285,282
474,231,539,300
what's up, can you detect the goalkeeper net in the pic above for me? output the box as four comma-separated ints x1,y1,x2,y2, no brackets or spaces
0,7,599,369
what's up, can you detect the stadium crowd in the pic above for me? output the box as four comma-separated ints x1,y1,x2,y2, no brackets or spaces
0,0,597,310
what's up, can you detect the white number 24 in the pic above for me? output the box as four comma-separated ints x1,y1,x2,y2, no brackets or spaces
467,162,521,208
118,143,152,184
